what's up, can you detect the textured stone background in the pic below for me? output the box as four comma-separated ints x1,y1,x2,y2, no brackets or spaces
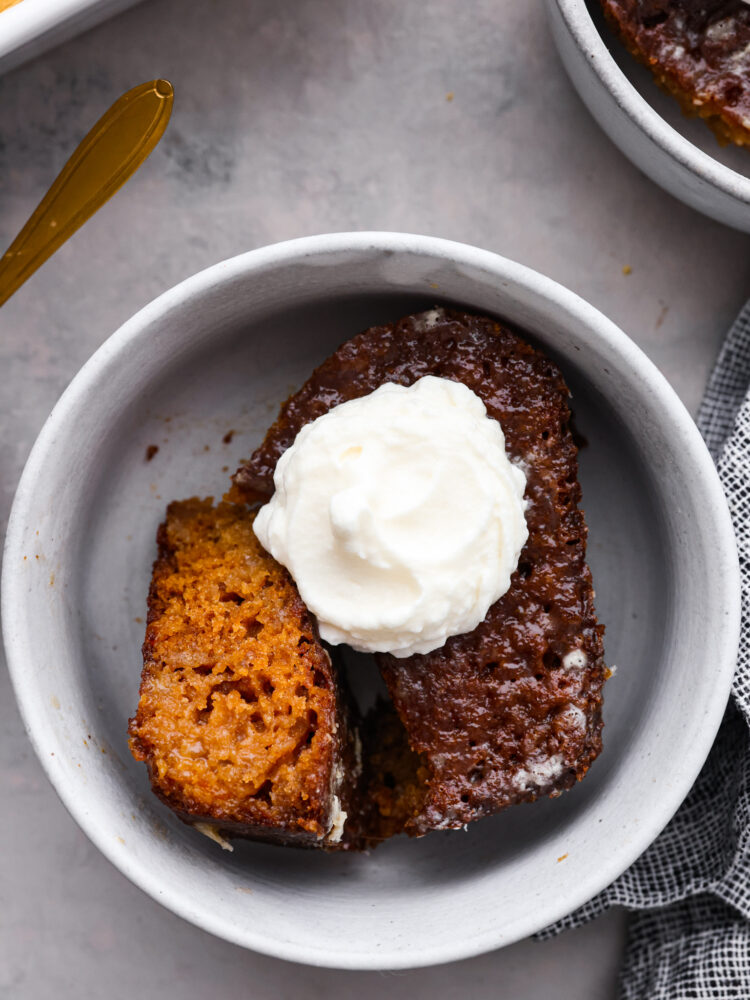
2,0,749,996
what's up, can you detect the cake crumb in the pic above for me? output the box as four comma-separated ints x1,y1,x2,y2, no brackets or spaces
445,91,454,102
557,853,569,862
145,445,159,462
622,265,632,276
223,430,235,444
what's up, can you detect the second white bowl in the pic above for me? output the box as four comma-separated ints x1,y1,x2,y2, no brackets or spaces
546,0,750,231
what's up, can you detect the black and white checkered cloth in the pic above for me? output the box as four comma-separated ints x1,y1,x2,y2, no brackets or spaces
539,300,750,998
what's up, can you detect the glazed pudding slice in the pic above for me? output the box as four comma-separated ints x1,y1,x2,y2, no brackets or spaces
128,499,362,849
234,308,606,836
600,0,750,147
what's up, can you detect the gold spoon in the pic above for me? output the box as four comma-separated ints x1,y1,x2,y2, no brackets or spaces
0,78,173,307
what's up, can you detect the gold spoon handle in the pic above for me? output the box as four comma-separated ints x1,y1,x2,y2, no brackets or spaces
0,79,174,307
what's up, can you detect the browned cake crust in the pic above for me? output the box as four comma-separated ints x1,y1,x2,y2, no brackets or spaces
234,308,606,836
600,0,750,147
128,499,362,849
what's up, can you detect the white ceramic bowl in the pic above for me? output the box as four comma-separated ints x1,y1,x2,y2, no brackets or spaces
546,0,750,231
0,0,142,76
2,232,740,969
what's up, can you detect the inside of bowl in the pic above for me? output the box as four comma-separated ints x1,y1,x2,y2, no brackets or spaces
74,293,665,915
585,0,750,181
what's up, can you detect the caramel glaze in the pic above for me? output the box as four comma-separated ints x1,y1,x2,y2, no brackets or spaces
234,309,606,836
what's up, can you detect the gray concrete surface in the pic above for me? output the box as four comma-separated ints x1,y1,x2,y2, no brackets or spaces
2,0,749,996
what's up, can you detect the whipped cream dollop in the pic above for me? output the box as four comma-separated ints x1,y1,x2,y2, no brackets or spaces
253,375,528,658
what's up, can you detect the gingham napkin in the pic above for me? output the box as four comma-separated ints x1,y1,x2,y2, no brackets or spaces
539,300,750,998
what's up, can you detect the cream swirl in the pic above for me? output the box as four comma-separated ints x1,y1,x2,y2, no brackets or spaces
253,376,528,657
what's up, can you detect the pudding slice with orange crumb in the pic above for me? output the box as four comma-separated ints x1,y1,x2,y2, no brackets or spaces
128,498,362,849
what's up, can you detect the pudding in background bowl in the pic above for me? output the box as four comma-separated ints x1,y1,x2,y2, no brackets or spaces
598,0,750,151
546,0,750,231
1,232,739,968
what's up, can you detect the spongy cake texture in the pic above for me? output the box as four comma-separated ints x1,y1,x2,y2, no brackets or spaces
129,498,360,848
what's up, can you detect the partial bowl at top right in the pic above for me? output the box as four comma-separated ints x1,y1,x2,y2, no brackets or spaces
546,0,750,231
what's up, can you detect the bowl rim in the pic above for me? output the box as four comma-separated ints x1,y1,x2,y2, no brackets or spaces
552,0,750,206
1,231,741,968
